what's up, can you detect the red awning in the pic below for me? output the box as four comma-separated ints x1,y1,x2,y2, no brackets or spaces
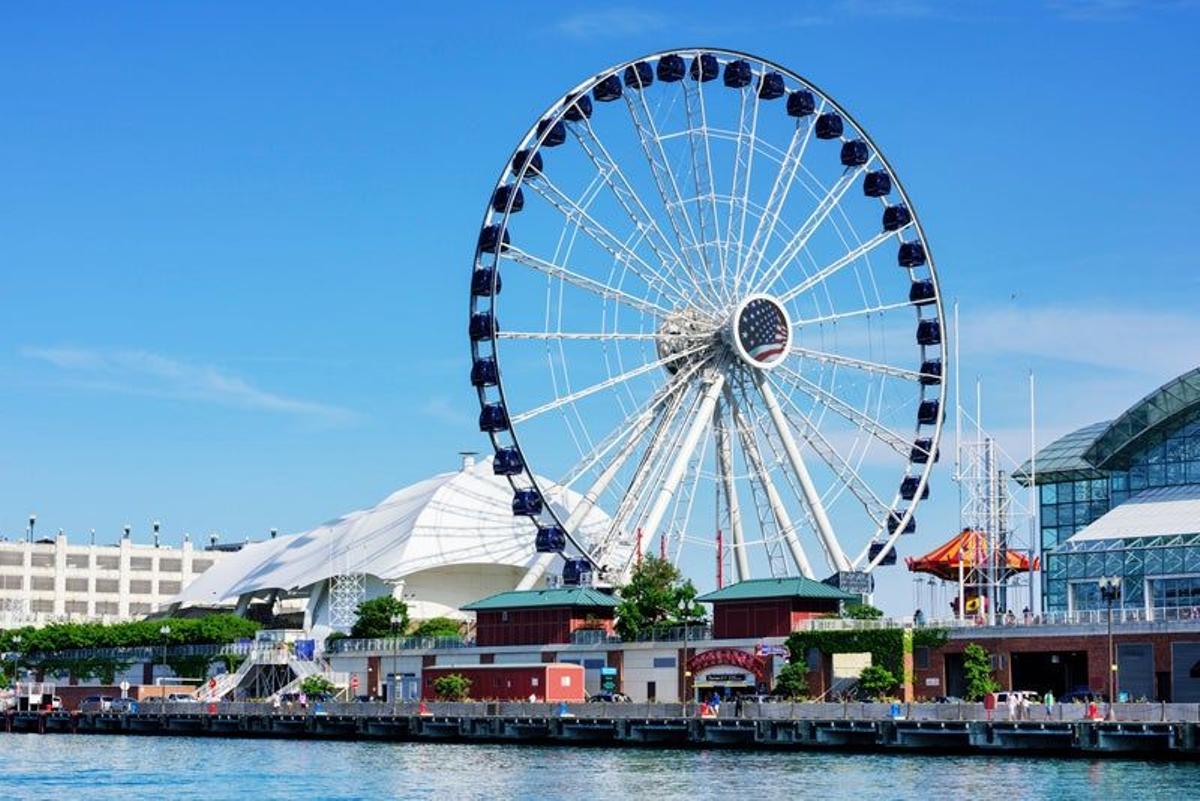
905,528,1038,582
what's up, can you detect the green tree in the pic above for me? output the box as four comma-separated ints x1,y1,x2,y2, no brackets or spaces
300,675,337,697
614,557,706,639
350,595,409,639
433,673,471,701
773,659,809,699
409,617,462,639
962,643,999,701
857,665,898,700
842,603,884,620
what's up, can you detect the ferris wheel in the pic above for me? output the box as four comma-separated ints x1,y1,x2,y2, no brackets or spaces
468,48,947,592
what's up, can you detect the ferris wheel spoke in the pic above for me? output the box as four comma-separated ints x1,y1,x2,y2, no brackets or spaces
503,247,673,318
753,371,851,573
497,331,661,341
748,163,870,295
682,79,726,297
774,224,911,305
713,396,750,581
786,345,925,382
726,384,815,578
509,344,709,426
735,105,821,297
570,115,689,281
773,363,913,457
523,174,694,305
724,81,766,301
791,298,916,328
759,374,893,526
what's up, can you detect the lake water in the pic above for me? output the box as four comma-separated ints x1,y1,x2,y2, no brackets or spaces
0,734,1197,800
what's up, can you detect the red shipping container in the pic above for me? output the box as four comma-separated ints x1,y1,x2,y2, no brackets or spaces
421,663,585,702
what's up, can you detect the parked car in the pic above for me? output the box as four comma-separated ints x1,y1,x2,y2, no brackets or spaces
81,695,114,712
932,696,964,704
110,697,138,713
165,693,198,703
587,692,632,703
1060,686,1106,703
995,691,1040,705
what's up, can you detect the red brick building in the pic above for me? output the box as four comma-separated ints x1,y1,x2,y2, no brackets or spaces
462,587,618,647
696,577,857,639
421,663,585,702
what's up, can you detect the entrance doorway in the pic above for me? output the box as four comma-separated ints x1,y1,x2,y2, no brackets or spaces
1010,651,1088,696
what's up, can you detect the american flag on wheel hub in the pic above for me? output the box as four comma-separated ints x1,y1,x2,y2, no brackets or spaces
738,298,789,364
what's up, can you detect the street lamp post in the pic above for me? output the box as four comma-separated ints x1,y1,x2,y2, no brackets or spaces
389,613,404,711
1098,577,1122,719
159,624,171,708
10,634,22,693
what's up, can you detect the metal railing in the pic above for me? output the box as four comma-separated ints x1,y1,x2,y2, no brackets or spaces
19,640,255,665
796,606,1200,633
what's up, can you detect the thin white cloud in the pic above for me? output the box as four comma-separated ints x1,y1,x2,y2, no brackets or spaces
1046,0,1198,21
553,8,669,39
420,396,473,428
21,346,358,425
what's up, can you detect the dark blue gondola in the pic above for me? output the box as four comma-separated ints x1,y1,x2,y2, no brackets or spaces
909,280,935,306
535,525,567,553
723,59,752,88
478,225,510,254
787,89,816,117
900,476,930,501
469,312,497,342
561,558,592,586
840,139,870,167
593,74,623,102
898,241,926,267
910,438,939,464
470,358,499,388
512,149,543,176
493,447,524,475
492,185,524,214
478,403,508,433
758,71,785,100
919,359,942,386
916,319,941,346
657,53,686,82
868,542,898,566
918,399,941,425
690,53,719,82
887,513,917,535
564,94,593,121
815,113,843,139
863,170,891,197
471,268,501,297
624,61,654,89
536,118,566,147
512,488,543,516
883,204,912,231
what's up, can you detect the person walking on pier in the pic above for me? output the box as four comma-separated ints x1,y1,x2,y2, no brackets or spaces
1043,690,1054,720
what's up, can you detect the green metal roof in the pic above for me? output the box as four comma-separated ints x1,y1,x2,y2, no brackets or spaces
1013,420,1110,486
1084,367,1200,470
695,577,858,603
461,587,618,611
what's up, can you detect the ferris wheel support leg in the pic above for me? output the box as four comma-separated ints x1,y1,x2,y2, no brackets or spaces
516,552,558,591
714,397,750,582
754,373,852,574
639,373,726,549
727,385,815,579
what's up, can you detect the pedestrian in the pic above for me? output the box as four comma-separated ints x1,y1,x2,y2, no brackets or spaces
272,694,281,712
1019,694,1031,721
983,691,996,721
914,608,925,626
734,695,744,718
1006,692,1018,721
298,691,308,710
1022,606,1032,625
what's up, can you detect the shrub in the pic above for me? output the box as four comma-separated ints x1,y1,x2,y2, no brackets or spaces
858,665,898,700
409,617,462,639
433,673,471,701
350,596,409,639
773,659,809,699
842,603,884,620
300,675,337,697
614,557,705,639
962,643,999,701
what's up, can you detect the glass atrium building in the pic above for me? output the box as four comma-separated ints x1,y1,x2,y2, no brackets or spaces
1015,368,1200,615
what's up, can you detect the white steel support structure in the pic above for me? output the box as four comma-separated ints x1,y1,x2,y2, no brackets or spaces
714,396,750,582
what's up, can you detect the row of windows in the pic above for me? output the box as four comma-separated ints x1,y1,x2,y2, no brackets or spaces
0,553,210,572
0,576,182,595
26,600,152,615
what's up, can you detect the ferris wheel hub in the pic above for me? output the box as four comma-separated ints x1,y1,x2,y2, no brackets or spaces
725,294,793,371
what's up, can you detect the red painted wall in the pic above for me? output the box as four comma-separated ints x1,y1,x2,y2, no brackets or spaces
474,607,614,646
421,664,585,702
711,598,840,639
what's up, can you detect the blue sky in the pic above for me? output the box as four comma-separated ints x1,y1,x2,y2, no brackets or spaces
1,1,1197,611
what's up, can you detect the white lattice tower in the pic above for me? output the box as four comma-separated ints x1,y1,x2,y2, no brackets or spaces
328,537,366,632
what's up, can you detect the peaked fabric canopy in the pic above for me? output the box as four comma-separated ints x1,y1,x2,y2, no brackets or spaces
905,528,1037,582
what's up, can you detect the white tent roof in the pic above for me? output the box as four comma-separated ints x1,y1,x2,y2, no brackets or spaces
1068,485,1200,542
172,457,613,606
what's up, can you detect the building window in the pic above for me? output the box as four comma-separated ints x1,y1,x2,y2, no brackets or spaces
130,557,153,571
66,578,89,593
96,555,119,570
652,657,677,669
65,601,88,615
0,552,22,566
31,576,55,591
192,559,213,573
30,599,54,613
95,579,120,594
158,580,181,595
95,601,118,615
30,553,53,568
129,580,153,595
159,558,182,572
0,575,22,590
129,603,153,615
914,647,931,670
66,554,89,569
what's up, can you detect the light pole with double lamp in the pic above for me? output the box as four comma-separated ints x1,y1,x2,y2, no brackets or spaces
390,613,405,710
159,624,172,708
1098,576,1122,719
